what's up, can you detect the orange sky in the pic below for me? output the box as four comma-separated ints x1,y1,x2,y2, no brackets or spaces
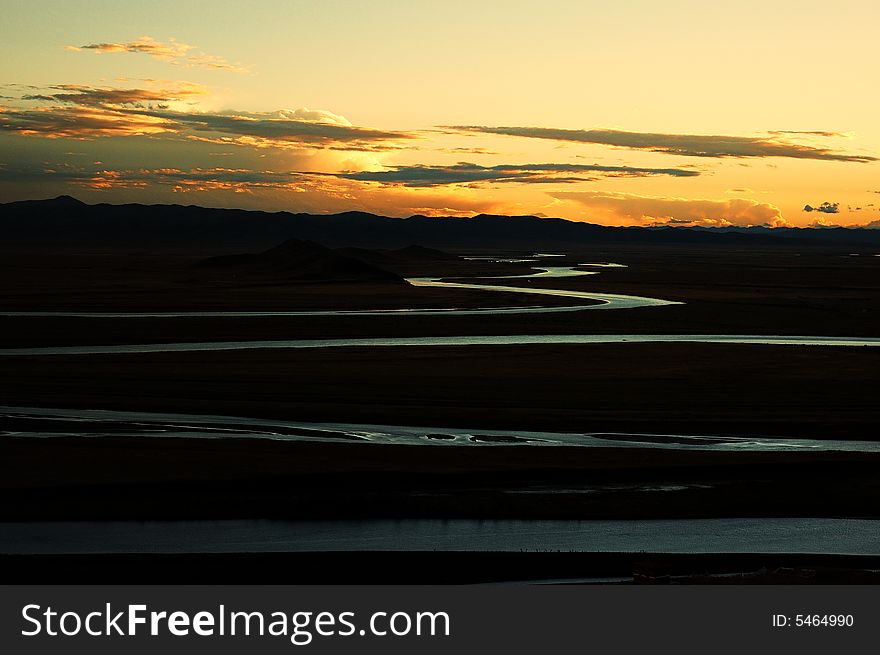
2,1,878,227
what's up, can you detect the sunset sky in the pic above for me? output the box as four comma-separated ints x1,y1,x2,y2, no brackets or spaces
2,0,878,227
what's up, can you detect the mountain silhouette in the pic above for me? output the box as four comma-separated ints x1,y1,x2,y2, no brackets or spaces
3,196,880,251
196,238,404,284
336,244,460,265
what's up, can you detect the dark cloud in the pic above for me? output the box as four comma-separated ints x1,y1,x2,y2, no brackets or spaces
326,162,699,187
85,166,307,191
1,86,413,148
0,105,175,138
803,202,840,214
0,164,507,216
0,163,308,191
138,109,412,146
21,83,206,107
443,125,876,163
17,160,695,191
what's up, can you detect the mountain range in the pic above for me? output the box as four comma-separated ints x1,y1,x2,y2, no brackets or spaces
3,195,879,251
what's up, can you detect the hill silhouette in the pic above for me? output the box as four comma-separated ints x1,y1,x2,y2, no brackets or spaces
391,245,461,261
336,244,460,265
197,238,404,284
3,196,880,251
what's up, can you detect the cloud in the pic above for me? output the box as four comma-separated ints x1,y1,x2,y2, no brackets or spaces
325,161,700,187
437,147,500,155
182,54,249,73
68,36,249,73
0,163,505,217
84,167,308,192
805,215,880,228
551,190,790,227
1,85,412,148
0,105,175,138
767,130,847,137
806,216,844,228
9,161,880,225
21,83,208,107
272,108,352,126
803,202,839,214
0,163,325,192
138,108,413,147
444,125,876,163
72,36,190,58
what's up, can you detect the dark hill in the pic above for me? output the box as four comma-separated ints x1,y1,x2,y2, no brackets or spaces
197,238,404,284
3,196,880,251
390,245,461,261
335,244,461,276
336,244,460,265
333,247,398,267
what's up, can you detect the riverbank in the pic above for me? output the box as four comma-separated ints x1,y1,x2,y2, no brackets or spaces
3,435,879,521
2,343,878,438
2,246,880,343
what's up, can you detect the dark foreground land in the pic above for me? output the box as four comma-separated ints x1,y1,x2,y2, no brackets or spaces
2,434,880,521
1,229,879,583
2,343,878,438
3,552,880,585
2,244,880,343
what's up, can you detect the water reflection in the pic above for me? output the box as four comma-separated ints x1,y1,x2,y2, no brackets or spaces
1,517,877,554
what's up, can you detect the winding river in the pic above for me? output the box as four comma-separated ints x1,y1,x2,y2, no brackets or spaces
4,257,877,560
3,406,879,452
2,333,879,357
1,258,878,354
0,262,678,318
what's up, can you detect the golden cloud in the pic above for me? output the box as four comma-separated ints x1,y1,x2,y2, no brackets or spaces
446,126,876,163
0,105,174,139
551,190,791,227
2,84,412,149
22,83,208,107
68,36,249,73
